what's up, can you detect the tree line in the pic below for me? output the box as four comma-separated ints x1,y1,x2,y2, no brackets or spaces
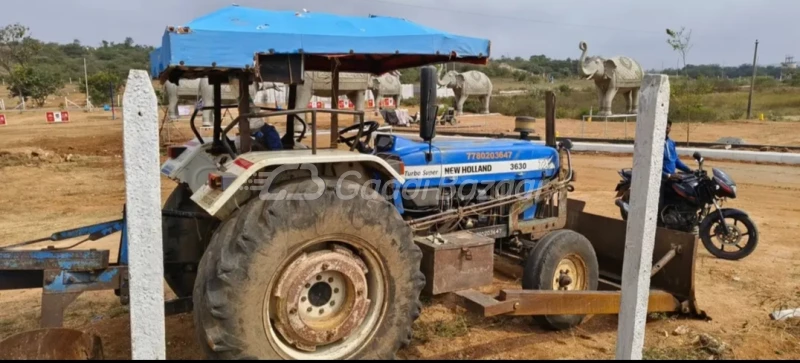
1,21,795,108
0,23,152,106
399,55,791,84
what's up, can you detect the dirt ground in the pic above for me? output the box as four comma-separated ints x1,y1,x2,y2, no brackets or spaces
0,110,798,360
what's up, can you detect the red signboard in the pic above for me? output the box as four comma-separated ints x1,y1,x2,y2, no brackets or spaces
338,100,355,108
46,111,70,123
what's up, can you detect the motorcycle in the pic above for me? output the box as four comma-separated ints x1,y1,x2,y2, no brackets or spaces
613,152,759,261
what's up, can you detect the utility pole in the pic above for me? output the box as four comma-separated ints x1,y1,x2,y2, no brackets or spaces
110,82,116,120
84,58,92,111
746,40,759,119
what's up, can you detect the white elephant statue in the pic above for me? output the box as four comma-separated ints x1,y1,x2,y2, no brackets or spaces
165,78,258,127
253,82,285,107
436,65,492,115
368,70,402,115
578,41,644,117
294,71,368,124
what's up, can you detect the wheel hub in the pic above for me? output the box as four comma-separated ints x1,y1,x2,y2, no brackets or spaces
272,245,371,352
553,256,586,291
715,224,742,246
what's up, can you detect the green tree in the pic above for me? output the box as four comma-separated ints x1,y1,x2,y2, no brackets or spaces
80,71,123,104
7,65,63,107
666,27,693,75
0,23,42,73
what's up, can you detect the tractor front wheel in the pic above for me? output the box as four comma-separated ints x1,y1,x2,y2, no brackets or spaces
192,177,425,359
522,229,599,331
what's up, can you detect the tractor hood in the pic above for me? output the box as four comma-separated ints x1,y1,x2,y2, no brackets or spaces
375,134,560,186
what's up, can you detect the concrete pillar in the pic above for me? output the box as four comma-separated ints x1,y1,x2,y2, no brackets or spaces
122,69,166,360
614,74,670,360
165,80,179,120
199,77,214,127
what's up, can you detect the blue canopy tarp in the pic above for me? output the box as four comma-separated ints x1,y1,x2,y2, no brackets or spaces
149,5,491,80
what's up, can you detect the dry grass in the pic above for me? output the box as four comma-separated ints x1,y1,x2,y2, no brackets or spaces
643,346,710,360
412,315,471,343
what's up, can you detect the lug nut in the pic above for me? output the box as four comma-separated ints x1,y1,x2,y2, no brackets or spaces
319,309,325,314
307,307,312,313
330,301,336,307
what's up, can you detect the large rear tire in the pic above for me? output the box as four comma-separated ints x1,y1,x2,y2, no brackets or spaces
192,177,425,359
162,183,217,297
522,229,599,331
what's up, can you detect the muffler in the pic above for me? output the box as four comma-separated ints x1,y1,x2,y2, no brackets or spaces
0,328,103,360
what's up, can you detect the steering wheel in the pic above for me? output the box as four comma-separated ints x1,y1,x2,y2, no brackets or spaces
337,120,380,153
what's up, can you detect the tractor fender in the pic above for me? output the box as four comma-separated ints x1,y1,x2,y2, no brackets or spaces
189,149,406,219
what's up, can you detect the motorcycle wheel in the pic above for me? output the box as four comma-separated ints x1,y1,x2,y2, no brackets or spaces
698,210,759,261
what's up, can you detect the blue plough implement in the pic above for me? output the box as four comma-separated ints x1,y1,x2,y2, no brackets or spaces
0,208,208,329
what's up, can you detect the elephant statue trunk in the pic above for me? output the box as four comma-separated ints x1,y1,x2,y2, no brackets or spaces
578,41,594,80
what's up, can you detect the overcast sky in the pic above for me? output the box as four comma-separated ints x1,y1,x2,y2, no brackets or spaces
3,0,797,70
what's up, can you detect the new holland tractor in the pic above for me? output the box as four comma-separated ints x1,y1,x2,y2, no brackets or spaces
0,6,706,360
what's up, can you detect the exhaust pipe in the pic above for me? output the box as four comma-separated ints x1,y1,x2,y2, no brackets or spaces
615,199,630,215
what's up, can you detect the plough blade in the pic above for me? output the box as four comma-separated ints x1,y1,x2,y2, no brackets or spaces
565,199,708,320
0,328,103,360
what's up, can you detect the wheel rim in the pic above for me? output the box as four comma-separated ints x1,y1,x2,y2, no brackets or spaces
263,235,387,359
709,217,752,253
552,254,588,291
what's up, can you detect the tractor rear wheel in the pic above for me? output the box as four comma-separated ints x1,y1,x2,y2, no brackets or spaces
192,177,425,359
522,229,599,331
162,183,217,297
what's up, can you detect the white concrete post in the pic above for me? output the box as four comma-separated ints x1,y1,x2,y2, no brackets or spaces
615,74,670,360
122,69,166,360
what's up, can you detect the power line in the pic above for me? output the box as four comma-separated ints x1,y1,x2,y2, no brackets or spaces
345,0,664,35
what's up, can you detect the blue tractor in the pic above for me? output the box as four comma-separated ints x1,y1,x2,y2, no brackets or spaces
0,6,705,360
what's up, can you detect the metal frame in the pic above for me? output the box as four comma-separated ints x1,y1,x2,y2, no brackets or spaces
0,208,204,329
